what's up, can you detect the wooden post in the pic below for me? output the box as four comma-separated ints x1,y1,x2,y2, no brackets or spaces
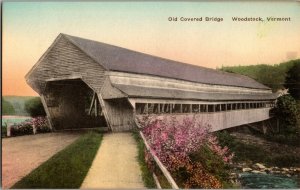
180,104,183,113
97,93,112,130
140,132,179,189
95,97,98,117
40,95,53,130
7,123,12,137
88,92,96,115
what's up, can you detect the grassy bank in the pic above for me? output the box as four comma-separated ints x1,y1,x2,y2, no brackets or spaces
132,131,156,188
12,131,102,188
216,131,300,167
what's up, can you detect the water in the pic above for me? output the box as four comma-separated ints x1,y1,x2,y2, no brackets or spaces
240,173,299,189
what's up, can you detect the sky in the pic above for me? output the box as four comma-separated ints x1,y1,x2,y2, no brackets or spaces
2,1,300,96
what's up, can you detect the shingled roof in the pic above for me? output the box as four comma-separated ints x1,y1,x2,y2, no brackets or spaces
63,34,270,90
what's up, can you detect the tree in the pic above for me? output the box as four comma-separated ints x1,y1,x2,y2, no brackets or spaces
275,94,299,134
284,61,300,100
2,99,15,115
24,97,46,117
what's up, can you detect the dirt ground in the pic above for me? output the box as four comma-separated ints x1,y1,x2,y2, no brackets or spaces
81,133,144,189
2,132,82,188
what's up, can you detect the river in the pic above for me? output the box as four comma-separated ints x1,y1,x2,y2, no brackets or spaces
239,173,299,189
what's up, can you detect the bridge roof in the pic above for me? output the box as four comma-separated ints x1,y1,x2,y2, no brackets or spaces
63,34,270,90
113,84,277,101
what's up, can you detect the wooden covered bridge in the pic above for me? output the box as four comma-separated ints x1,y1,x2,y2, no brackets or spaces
25,34,277,132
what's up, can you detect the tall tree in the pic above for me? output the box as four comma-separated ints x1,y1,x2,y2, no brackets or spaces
2,99,15,115
284,61,300,100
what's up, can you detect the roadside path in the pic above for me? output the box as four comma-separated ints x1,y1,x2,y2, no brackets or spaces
2,132,82,188
81,133,144,189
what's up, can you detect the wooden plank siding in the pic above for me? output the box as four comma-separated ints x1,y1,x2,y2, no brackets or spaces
26,35,106,94
103,98,135,132
26,35,111,130
136,108,271,131
100,77,127,99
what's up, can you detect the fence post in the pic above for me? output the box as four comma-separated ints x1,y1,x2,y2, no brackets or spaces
7,123,12,137
33,123,37,135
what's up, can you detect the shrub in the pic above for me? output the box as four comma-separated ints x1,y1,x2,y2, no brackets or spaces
8,117,50,137
141,117,233,188
33,117,51,133
275,95,298,131
25,97,46,117
2,99,15,115
2,125,7,137
11,121,33,136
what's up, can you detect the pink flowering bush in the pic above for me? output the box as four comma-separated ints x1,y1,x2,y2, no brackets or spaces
32,117,51,133
140,116,233,188
10,117,50,136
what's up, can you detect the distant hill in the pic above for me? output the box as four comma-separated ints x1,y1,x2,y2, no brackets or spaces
2,96,37,116
220,59,299,92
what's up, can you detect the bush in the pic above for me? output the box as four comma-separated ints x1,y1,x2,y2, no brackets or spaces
25,97,46,117
2,125,7,137
8,117,50,137
2,99,15,115
11,121,33,136
275,95,298,130
141,117,233,188
33,117,51,133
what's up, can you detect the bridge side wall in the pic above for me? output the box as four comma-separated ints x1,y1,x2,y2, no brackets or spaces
136,108,271,131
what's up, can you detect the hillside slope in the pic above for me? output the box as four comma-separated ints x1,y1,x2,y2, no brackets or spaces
220,59,299,92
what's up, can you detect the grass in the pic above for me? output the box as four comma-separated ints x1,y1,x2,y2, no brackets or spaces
12,131,103,189
132,131,156,188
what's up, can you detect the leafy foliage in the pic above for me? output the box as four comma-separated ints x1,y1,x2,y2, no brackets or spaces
3,96,35,116
9,117,50,136
284,61,300,100
141,117,233,188
25,97,46,117
274,94,299,134
221,59,297,92
2,99,15,115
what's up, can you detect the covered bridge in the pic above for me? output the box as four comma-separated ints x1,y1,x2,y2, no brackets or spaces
25,33,277,132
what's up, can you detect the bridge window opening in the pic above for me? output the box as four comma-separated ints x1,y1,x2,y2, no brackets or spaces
160,104,165,113
226,104,231,111
221,104,226,111
136,103,147,114
192,104,199,113
153,104,160,114
200,104,206,112
233,104,237,110
182,104,190,113
147,103,154,114
215,104,221,112
172,104,181,113
163,104,170,113
208,105,214,112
